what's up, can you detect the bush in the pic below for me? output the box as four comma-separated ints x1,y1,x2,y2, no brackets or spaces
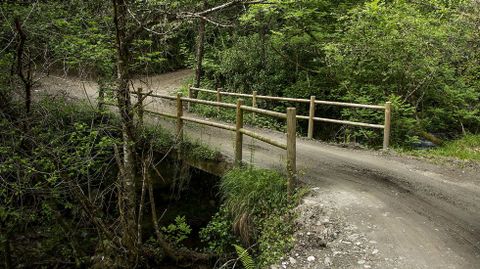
325,0,480,142
0,97,119,266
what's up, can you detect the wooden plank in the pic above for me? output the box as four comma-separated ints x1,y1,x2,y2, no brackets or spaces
133,88,385,110
144,109,176,119
241,105,287,119
256,95,310,103
219,91,252,98
296,115,309,120
191,87,251,98
128,90,176,100
181,116,236,131
383,101,392,150
190,87,217,94
139,92,176,100
315,100,385,110
313,117,385,129
239,128,287,150
286,108,297,196
181,97,236,109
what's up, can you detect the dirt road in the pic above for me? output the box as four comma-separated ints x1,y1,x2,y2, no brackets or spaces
38,70,480,268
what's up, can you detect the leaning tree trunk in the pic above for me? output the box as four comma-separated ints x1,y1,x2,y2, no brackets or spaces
193,17,206,92
112,0,138,260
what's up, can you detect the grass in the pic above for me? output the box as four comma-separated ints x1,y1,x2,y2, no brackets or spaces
219,167,289,223
405,134,480,162
200,166,302,266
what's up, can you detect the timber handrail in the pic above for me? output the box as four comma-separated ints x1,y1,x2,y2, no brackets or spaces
181,116,236,131
189,86,392,149
240,105,287,119
239,128,287,150
181,97,237,109
128,91,298,194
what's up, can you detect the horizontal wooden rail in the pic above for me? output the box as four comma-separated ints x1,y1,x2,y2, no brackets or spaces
190,87,217,94
189,86,392,149
130,91,176,100
143,109,237,132
181,116,236,131
190,87,251,98
181,97,237,109
297,115,383,129
217,91,251,98
240,128,287,150
313,117,385,129
256,95,310,103
297,115,309,120
144,109,176,119
314,100,384,110
191,87,383,108
130,92,298,194
240,105,287,119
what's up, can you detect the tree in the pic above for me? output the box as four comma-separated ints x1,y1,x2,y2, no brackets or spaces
324,0,479,142
109,0,265,264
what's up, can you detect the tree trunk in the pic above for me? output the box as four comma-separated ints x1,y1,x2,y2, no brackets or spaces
97,81,106,111
14,18,32,114
194,17,206,91
112,0,138,260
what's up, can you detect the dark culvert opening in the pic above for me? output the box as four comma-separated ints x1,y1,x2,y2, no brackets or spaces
141,154,222,267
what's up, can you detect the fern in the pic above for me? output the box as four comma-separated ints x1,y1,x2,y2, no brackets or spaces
234,244,255,269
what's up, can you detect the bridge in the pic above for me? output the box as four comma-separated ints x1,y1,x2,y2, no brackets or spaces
128,85,392,193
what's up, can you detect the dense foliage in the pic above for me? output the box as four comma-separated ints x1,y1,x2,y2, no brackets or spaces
3,0,478,146
1,0,479,268
0,99,119,267
0,96,227,267
200,0,480,146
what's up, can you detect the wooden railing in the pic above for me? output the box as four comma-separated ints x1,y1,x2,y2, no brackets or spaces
188,86,392,149
132,90,298,195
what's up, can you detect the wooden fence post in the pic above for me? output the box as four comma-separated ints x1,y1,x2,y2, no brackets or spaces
287,107,297,195
216,87,222,113
187,84,192,112
383,101,392,150
235,99,245,166
137,87,144,127
252,90,257,120
308,96,315,139
176,93,184,142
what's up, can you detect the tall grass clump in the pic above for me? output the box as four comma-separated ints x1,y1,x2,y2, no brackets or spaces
200,167,300,267
220,168,288,241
